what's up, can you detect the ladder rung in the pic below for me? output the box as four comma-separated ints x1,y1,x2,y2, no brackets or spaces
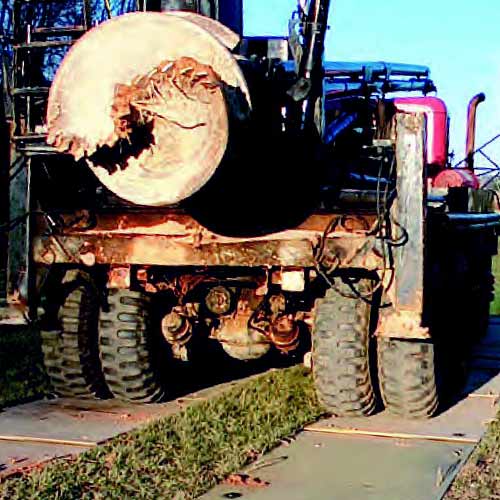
17,145,61,155
11,86,50,96
21,151,62,157
32,26,86,38
14,40,73,50
13,133,47,142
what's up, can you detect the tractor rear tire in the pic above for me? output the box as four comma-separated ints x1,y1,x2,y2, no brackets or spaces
312,280,377,417
40,274,109,399
99,289,165,403
377,338,439,419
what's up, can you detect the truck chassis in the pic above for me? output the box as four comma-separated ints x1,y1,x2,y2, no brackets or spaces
2,0,499,419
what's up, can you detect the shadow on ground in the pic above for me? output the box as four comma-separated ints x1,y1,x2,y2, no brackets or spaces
0,326,50,409
0,324,304,409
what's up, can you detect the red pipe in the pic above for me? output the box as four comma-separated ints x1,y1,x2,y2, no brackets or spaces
465,93,486,171
393,97,448,169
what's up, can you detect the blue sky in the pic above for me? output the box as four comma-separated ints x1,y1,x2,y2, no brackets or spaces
244,0,500,168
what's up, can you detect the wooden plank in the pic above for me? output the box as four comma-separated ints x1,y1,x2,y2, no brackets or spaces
0,435,97,448
393,112,426,310
303,426,478,445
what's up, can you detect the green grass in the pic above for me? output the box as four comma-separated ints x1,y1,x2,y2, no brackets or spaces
3,252,500,499
491,254,500,315
0,326,49,409
447,251,500,498
0,366,324,499
447,413,500,499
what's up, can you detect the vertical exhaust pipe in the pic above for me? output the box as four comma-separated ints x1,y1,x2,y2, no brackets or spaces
465,92,486,171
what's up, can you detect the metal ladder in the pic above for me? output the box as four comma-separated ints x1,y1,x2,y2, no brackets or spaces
0,0,92,322
10,0,92,155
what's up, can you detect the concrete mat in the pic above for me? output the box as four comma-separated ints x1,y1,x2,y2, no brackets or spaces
203,323,500,500
202,432,474,500
0,377,244,477
306,392,495,444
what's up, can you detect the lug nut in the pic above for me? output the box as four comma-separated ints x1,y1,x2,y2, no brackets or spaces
205,286,233,315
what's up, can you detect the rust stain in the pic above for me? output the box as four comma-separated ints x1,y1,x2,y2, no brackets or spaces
111,56,221,142
34,212,383,269
35,237,382,270
377,308,430,339
107,266,131,289
0,457,61,480
270,314,300,353
223,473,270,488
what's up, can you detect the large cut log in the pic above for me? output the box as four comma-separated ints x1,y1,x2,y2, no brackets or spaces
46,12,250,206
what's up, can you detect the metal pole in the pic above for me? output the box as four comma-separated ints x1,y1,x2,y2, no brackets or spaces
289,0,332,131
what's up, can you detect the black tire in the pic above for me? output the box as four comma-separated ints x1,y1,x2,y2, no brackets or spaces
467,290,491,345
312,280,377,416
99,289,165,403
377,338,439,419
40,274,109,399
469,266,494,342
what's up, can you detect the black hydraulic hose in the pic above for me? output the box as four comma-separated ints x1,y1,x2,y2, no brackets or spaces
288,0,331,105
299,0,331,81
